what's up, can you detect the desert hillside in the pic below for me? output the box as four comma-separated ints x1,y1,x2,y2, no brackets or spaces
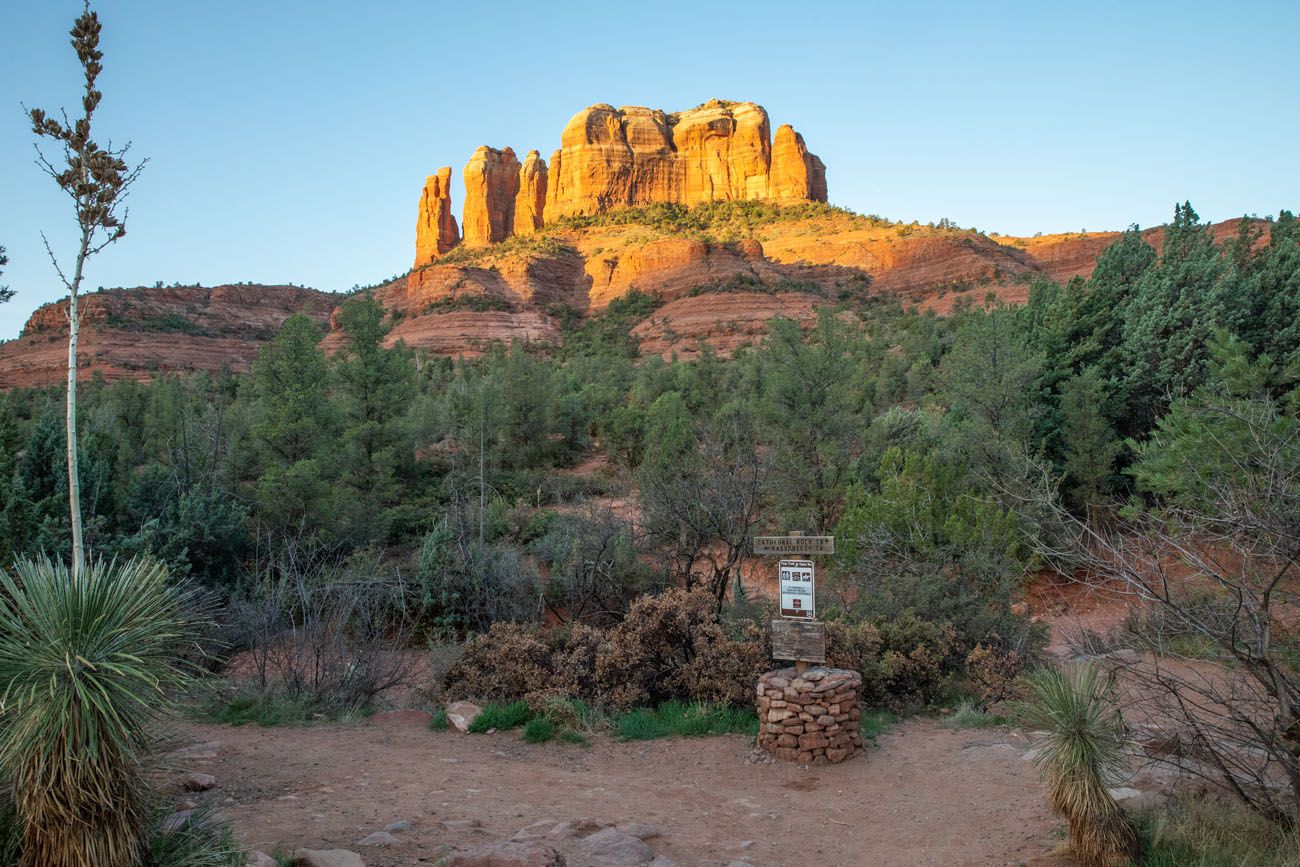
0,206,1260,388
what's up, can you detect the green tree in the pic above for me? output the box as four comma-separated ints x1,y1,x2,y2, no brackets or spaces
27,3,144,576
757,314,862,532
1059,367,1121,516
1118,202,1238,434
245,314,338,534
334,294,415,542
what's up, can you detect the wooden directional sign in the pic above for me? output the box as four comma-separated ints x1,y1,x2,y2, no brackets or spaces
771,619,827,664
753,535,835,557
779,559,816,619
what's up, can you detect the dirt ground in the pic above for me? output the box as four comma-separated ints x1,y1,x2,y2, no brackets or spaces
173,713,1073,867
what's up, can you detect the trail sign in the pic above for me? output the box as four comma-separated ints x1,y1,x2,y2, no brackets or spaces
779,559,816,620
753,535,835,557
771,619,827,664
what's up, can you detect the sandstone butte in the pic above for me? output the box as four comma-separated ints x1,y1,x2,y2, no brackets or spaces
414,99,828,265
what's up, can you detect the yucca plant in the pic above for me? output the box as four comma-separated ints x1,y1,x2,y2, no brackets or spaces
0,556,197,867
1019,664,1139,867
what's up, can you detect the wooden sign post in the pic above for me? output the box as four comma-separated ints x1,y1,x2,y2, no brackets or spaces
756,532,834,673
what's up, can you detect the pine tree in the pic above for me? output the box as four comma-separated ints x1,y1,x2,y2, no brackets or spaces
334,294,415,542
1059,367,1122,518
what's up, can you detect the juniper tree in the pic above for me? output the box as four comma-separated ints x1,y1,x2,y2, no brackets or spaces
27,2,144,576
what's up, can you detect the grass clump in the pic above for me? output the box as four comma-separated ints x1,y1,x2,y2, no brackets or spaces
468,700,533,733
428,708,449,731
144,806,244,867
1135,797,1300,867
940,699,1009,730
522,716,557,744
859,709,896,739
614,701,757,741
559,730,590,746
198,692,312,727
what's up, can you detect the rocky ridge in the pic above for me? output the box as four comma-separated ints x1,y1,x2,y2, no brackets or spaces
414,100,827,267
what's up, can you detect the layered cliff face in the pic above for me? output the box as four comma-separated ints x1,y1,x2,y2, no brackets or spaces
414,167,459,267
418,100,828,263
0,284,336,389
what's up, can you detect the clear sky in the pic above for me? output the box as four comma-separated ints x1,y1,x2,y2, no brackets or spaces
1,0,1297,340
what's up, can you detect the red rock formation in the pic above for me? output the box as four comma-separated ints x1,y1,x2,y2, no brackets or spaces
414,167,459,266
462,146,521,246
770,124,828,202
513,151,548,237
442,100,826,242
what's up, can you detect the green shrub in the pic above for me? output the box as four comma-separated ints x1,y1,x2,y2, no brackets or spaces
0,557,200,867
428,709,449,731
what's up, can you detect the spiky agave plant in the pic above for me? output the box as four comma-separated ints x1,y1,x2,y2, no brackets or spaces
0,556,196,867
1019,664,1139,867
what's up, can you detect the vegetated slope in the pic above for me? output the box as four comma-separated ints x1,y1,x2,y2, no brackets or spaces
0,206,1265,387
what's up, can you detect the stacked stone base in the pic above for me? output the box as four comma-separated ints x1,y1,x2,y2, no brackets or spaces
756,666,863,764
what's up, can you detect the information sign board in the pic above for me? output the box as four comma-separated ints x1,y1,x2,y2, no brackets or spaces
779,559,815,620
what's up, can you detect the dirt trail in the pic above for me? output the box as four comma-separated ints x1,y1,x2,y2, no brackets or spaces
175,714,1070,866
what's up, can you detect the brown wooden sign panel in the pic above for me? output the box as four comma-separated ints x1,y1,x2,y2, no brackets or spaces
753,535,835,556
770,619,827,664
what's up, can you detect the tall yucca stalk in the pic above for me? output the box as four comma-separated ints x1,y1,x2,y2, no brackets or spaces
1019,664,1139,867
0,556,193,867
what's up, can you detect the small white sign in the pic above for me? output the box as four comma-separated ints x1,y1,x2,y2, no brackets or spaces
779,559,815,620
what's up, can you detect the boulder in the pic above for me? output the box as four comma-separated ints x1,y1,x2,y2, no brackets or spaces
292,850,365,867
383,819,413,834
356,832,399,847
168,741,220,761
616,823,662,841
447,701,484,733
575,827,656,865
414,166,460,265
245,852,278,867
182,771,216,791
445,840,567,867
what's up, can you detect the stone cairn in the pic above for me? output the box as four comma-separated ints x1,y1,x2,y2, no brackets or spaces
756,666,863,764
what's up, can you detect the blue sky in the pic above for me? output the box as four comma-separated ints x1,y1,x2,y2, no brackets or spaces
1,0,1296,340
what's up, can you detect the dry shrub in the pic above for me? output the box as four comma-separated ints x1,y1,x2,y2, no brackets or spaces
438,592,964,713
827,614,958,709
595,589,723,710
442,623,558,702
676,620,769,707
550,624,604,699
964,642,1028,706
